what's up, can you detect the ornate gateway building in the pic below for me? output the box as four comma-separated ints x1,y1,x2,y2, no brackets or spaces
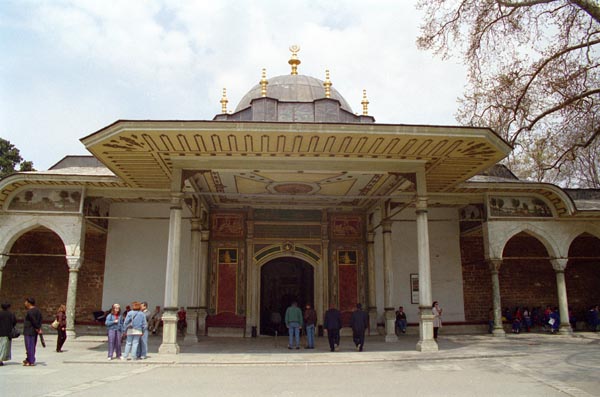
1,48,599,353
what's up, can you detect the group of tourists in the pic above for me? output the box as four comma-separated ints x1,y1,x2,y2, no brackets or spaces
0,297,67,367
105,301,165,360
491,304,600,334
284,302,369,352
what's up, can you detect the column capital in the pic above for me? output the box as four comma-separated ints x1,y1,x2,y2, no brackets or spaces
415,196,428,212
66,256,82,271
191,218,202,231
200,230,210,241
550,258,568,272
170,192,184,207
0,255,8,269
367,231,375,243
486,258,502,273
381,219,392,233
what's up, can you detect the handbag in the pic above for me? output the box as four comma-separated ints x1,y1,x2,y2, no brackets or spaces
10,326,20,339
51,319,60,329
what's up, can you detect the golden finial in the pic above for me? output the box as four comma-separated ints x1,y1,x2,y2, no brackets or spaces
288,45,301,75
323,69,332,98
220,88,228,114
361,89,369,115
260,68,268,97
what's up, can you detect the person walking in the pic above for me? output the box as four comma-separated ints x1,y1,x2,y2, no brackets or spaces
350,303,369,352
122,301,146,360
303,303,317,349
23,297,42,366
284,301,303,350
432,301,443,339
105,303,124,360
0,302,17,366
55,304,67,352
324,303,342,352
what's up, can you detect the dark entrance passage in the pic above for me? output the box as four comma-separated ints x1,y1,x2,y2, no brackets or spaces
260,257,314,335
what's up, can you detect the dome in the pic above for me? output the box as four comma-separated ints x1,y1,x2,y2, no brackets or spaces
235,74,354,113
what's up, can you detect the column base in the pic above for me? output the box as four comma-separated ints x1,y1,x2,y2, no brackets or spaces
416,310,438,352
492,327,506,337
558,325,573,335
416,338,439,352
368,308,377,335
66,330,77,339
184,309,199,342
159,308,180,354
197,308,207,337
384,309,397,342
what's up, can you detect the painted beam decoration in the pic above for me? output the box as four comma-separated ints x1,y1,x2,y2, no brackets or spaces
488,196,553,218
8,188,82,212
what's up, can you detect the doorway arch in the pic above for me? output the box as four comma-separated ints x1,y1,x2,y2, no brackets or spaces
260,257,314,335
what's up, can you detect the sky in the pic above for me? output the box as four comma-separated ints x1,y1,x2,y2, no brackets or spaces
0,0,467,171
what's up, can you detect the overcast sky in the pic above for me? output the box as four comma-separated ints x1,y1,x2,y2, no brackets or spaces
1,0,466,171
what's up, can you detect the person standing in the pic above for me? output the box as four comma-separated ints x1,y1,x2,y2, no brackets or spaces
105,303,124,360
284,301,303,350
395,306,407,334
432,301,443,340
55,304,67,353
23,297,42,366
350,303,369,352
0,302,17,366
303,303,317,349
324,303,342,352
122,301,146,360
137,302,151,359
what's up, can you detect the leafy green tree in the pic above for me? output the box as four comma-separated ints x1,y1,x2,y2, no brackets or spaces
0,137,35,178
417,0,600,187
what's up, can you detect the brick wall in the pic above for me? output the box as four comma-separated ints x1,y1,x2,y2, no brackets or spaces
461,231,600,322
0,225,107,323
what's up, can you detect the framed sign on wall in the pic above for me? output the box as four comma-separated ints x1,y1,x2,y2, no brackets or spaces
410,273,419,304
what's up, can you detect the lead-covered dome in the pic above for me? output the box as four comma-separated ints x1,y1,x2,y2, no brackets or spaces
235,74,353,113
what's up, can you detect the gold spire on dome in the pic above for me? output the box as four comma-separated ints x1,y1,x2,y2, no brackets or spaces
288,45,301,75
361,89,369,115
323,69,332,98
220,88,228,114
260,68,268,97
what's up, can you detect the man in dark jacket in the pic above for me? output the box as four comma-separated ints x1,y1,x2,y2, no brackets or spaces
324,303,342,352
350,303,369,352
23,297,42,366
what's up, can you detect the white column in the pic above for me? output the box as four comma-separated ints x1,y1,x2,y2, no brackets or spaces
159,191,183,354
382,219,397,342
0,255,7,292
185,218,202,342
551,258,573,335
415,195,438,352
197,229,210,336
66,256,82,338
488,259,506,337
366,231,377,334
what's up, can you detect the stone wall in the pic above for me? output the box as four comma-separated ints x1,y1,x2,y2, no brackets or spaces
460,235,491,322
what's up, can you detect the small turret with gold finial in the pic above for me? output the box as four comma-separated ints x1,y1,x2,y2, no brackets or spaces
260,68,268,97
361,89,369,116
220,88,228,114
323,69,332,98
288,45,301,75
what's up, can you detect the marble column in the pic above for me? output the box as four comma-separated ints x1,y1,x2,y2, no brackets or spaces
415,196,438,352
0,255,7,292
366,232,378,334
382,219,397,342
551,258,573,335
159,192,183,354
66,256,82,338
197,229,210,336
185,218,202,342
488,259,506,337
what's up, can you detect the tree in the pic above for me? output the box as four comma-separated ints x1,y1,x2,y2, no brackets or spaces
417,0,600,187
0,138,35,178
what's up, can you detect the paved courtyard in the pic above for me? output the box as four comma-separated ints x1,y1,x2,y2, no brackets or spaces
1,331,599,396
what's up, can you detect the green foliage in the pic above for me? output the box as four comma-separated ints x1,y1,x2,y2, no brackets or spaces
0,138,35,178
